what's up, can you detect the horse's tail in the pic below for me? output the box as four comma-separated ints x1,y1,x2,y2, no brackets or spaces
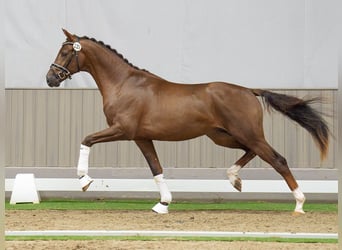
252,89,329,160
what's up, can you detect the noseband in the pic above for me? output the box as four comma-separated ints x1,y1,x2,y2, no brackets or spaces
50,38,82,80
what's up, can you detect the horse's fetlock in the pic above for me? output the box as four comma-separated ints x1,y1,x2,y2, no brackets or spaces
82,135,93,147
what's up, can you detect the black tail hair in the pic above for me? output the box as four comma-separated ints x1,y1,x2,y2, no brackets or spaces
252,89,329,160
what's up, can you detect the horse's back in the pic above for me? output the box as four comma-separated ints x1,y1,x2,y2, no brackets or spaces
149,79,262,121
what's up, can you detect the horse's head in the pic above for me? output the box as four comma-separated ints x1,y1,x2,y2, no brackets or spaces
46,29,84,87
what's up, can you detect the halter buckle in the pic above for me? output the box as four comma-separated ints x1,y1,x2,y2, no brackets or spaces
57,71,71,80
51,63,72,80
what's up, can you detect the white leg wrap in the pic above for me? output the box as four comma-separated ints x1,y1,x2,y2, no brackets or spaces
293,187,306,214
77,144,90,177
154,174,172,204
227,164,241,186
79,174,93,192
77,144,93,191
152,174,172,214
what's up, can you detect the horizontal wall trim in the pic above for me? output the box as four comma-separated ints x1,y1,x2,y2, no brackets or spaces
5,178,337,194
5,167,338,180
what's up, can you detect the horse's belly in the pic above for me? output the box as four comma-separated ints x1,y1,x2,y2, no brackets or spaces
137,122,209,141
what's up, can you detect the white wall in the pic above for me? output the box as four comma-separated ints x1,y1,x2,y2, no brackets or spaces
5,0,338,88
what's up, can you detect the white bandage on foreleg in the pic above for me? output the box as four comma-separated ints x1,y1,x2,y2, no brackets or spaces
154,174,172,204
77,144,90,177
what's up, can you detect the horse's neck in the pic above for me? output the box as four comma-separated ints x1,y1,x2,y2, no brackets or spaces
83,44,132,97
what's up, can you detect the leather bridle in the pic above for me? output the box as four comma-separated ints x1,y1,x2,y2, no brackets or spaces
50,38,82,81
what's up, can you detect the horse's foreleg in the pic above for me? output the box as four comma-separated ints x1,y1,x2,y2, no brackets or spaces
152,174,172,214
77,125,125,191
227,150,256,192
135,140,172,214
77,144,93,191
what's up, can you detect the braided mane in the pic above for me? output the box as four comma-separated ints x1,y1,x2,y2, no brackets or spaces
80,36,149,73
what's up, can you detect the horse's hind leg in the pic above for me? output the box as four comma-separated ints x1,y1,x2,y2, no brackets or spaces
249,140,306,214
207,130,256,191
227,151,256,191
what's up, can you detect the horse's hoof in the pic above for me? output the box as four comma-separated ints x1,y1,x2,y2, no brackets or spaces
228,171,242,192
292,210,305,216
152,202,169,214
234,178,242,192
79,174,93,192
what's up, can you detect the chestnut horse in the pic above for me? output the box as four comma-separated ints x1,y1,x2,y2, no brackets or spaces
46,29,329,214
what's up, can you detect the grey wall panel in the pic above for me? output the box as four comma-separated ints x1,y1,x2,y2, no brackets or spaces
6,89,337,170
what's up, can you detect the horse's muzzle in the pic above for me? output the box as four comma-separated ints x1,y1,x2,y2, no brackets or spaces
46,71,61,87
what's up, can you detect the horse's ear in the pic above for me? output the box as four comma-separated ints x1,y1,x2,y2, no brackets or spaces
62,28,76,42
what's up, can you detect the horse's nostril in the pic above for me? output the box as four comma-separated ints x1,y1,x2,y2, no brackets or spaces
46,76,55,87
46,77,51,85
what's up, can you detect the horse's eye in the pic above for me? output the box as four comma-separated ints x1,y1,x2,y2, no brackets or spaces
61,51,68,57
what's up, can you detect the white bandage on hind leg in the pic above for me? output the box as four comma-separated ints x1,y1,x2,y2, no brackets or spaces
77,144,90,177
154,174,172,204
293,187,306,213
227,165,241,184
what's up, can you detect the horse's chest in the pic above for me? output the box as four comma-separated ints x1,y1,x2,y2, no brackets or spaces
102,101,141,127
